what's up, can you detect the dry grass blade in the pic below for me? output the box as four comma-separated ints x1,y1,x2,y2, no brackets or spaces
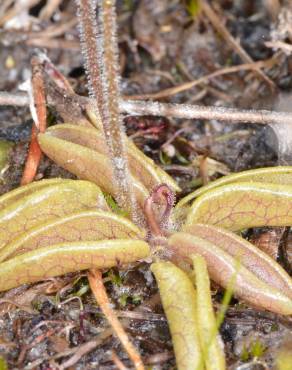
0,0,14,17
200,0,275,89
88,269,145,370
263,0,280,20
127,58,276,100
39,0,62,20
26,38,80,50
58,335,109,370
0,0,40,27
111,351,129,370
265,40,292,54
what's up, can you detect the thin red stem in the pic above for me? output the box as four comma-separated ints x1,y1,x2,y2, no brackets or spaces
21,57,47,185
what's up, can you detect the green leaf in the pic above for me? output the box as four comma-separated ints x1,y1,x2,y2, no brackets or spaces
41,124,180,192
176,166,292,209
74,284,90,297
192,255,226,370
0,210,144,262
0,178,64,211
240,345,250,361
186,0,201,18
0,239,150,292
106,269,123,286
276,349,292,370
119,292,129,307
250,339,266,358
151,261,203,370
0,357,7,370
185,182,292,231
0,180,107,250
38,133,149,212
0,140,13,177
103,193,129,217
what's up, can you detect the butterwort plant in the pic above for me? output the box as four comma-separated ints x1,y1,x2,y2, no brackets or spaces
0,1,292,369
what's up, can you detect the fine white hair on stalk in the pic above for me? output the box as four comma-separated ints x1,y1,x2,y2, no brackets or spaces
3,92,292,127
75,0,138,223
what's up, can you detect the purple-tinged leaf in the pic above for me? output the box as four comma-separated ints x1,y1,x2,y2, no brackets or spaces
184,224,292,300
169,232,292,315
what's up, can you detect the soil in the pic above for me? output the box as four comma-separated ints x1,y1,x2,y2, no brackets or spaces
0,1,292,369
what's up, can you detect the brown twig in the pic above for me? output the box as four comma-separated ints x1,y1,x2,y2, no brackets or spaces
0,0,14,17
39,0,62,20
28,18,78,39
0,299,35,314
18,328,57,367
265,41,292,55
59,335,109,370
127,58,276,100
26,38,80,50
87,269,144,370
43,55,75,93
0,0,40,27
23,329,113,370
200,0,276,90
263,0,280,20
144,351,173,366
111,351,129,370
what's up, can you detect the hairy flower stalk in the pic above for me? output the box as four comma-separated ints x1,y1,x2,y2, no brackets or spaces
75,0,136,221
